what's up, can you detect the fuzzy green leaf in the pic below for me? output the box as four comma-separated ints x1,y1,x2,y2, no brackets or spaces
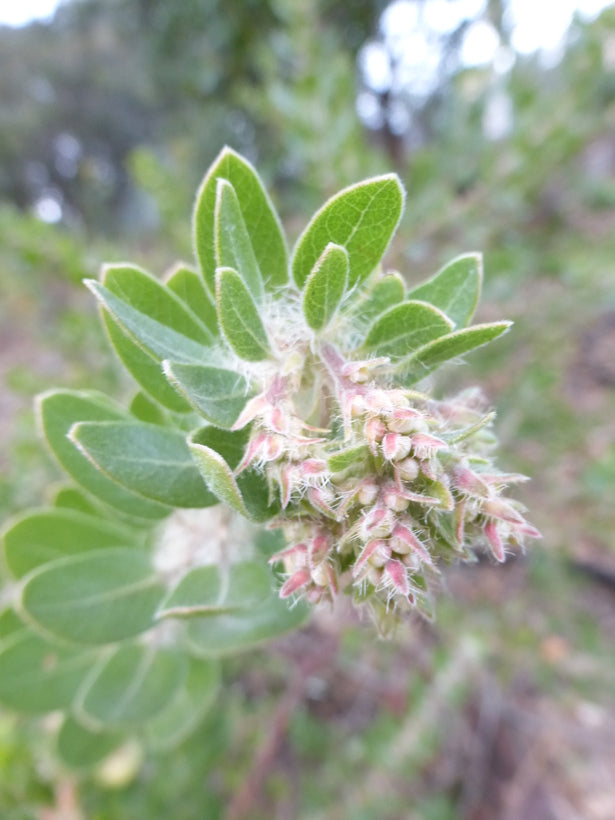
144,658,220,752
407,253,482,328
362,300,454,359
20,548,165,645
302,242,348,330
351,271,405,326
103,312,192,413
292,174,405,289
157,561,271,619
187,438,248,518
328,444,371,473
37,390,171,521
3,507,137,579
216,266,270,361
129,391,167,426
0,627,93,714
69,420,217,509
193,146,288,295
397,322,513,383
186,595,310,658
78,644,188,729
163,362,253,429
215,179,264,300
52,485,106,517
57,716,124,770
164,263,219,337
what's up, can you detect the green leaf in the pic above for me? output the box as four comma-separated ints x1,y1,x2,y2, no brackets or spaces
362,300,454,359
193,146,288,296
215,179,264,300
350,271,405,326
397,322,513,383
163,362,253,429
57,716,124,769
3,507,137,579
144,658,220,752
186,594,310,658
327,444,371,474
302,242,348,331
37,390,171,521
20,548,165,645
129,391,167,426
292,174,405,289
407,253,482,328
87,280,210,364
164,263,219,337
69,421,217,509
78,644,188,728
0,627,93,714
216,266,270,361
189,427,279,522
103,312,192,413
52,485,105,517
157,561,272,619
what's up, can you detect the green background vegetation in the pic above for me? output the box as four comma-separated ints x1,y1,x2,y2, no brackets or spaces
1,1,614,817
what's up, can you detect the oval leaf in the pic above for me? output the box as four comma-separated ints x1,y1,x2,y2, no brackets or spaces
163,362,253,429
57,716,124,770
21,548,166,645
164,263,219,337
157,561,272,619
348,271,405,325
302,242,348,331
37,390,171,521
3,507,137,579
216,266,270,361
397,322,513,384
362,300,454,359
69,420,217,509
215,179,264,300
193,146,288,295
407,253,483,328
78,644,188,728
292,174,405,289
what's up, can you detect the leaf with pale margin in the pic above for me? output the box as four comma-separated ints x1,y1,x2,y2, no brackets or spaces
57,716,124,770
302,242,348,330
186,595,310,657
349,271,405,326
37,390,171,520
215,179,264,300
164,263,219,337
70,420,217,509
407,253,482,328
144,658,220,752
20,548,165,645
292,174,405,289
3,507,138,579
103,312,192,413
396,322,513,384
88,280,210,365
157,561,272,619
129,391,167,426
362,300,454,359
164,362,253,429
193,146,287,295
77,644,188,729
0,626,94,714
190,426,279,522
216,266,270,361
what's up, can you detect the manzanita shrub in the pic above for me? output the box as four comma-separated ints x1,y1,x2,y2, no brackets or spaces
0,147,539,768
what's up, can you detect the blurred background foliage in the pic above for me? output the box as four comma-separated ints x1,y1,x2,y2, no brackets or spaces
1,1,614,817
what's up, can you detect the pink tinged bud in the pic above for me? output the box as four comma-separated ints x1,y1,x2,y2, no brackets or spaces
365,389,393,412
308,486,338,520
235,432,268,474
483,497,525,525
455,499,466,546
279,464,293,508
395,486,441,507
280,568,311,599
342,357,390,383
353,539,389,576
361,506,396,539
263,435,284,462
310,534,331,564
266,406,289,434
301,458,328,477
231,393,270,430
395,457,419,483
451,465,491,499
383,485,410,512
348,394,368,418
410,433,448,459
357,478,380,506
514,521,542,539
392,524,433,566
364,417,387,443
480,472,530,487
269,542,308,569
484,520,505,562
382,432,412,462
325,563,339,595
387,408,427,434
384,559,410,597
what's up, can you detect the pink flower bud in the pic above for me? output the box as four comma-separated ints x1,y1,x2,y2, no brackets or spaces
484,520,505,562
391,523,433,565
308,486,338,519
280,568,311,598
387,408,427,434
450,465,491,499
382,432,412,462
364,417,387,443
353,539,390,576
395,457,419,482
383,484,410,512
360,507,396,539
357,478,380,506
231,393,270,430
384,559,410,596
310,533,331,564
410,433,448,459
